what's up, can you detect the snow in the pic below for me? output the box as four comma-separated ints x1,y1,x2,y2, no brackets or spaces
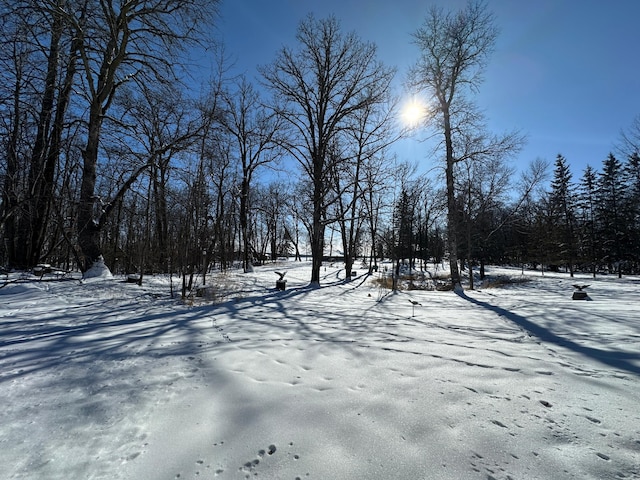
82,256,113,282
1,262,639,479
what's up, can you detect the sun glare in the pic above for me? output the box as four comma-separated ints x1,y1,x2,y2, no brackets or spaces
401,98,427,128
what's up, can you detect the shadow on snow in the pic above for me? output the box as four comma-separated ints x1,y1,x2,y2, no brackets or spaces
455,290,640,377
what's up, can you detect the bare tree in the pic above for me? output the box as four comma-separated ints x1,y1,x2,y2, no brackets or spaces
360,150,397,273
260,15,395,285
0,0,83,268
619,114,640,157
457,148,514,289
333,96,399,279
101,82,202,276
0,22,28,266
221,76,281,273
409,0,499,290
60,0,218,272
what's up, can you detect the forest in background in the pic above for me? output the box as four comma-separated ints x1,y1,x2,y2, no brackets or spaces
1,0,639,291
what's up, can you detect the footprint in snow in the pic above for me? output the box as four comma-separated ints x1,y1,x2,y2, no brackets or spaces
244,445,277,470
491,420,508,428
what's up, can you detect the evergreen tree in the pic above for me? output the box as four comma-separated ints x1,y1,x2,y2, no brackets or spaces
596,153,628,276
548,154,577,275
393,189,416,270
576,165,598,277
622,152,640,270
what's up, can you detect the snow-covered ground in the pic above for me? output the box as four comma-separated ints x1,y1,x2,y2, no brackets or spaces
1,262,639,479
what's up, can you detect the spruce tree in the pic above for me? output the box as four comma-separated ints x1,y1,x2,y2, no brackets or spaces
576,165,598,277
549,154,576,275
622,152,640,271
596,153,628,277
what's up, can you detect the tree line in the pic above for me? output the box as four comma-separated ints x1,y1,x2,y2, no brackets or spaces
387,147,640,288
1,1,638,291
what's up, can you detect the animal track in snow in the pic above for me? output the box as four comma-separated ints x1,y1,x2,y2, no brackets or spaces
240,444,278,475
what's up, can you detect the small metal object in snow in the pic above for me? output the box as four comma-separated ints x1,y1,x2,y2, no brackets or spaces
572,284,590,300
408,299,422,317
275,271,287,291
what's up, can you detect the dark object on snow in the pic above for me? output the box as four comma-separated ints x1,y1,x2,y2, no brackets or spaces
408,299,422,317
33,264,52,276
196,285,215,298
275,271,287,290
572,284,590,300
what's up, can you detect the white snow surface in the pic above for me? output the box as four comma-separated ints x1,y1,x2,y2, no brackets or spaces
82,256,113,282
1,262,639,480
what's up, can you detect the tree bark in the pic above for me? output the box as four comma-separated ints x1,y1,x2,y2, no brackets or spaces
77,98,104,271
3,40,25,268
30,15,80,267
310,165,325,285
443,109,462,290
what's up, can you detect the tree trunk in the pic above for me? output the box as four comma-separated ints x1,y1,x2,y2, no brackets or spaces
153,165,169,272
467,220,474,290
310,169,325,285
240,176,251,272
3,47,25,268
30,26,80,267
77,99,104,272
443,108,461,290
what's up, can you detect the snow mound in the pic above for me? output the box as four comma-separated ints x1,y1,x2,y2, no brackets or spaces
81,256,113,282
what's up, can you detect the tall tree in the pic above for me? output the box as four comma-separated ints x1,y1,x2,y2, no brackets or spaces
548,154,577,275
623,153,640,269
221,76,281,273
457,150,514,289
64,0,217,273
576,165,598,277
332,98,398,279
0,20,28,267
597,153,627,277
409,0,501,290
261,15,395,286
0,0,83,268
360,150,397,273
106,82,202,275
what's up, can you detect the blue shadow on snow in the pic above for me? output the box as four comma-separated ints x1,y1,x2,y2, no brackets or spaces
455,290,640,377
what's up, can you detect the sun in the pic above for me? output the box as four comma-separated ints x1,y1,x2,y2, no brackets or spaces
401,97,427,128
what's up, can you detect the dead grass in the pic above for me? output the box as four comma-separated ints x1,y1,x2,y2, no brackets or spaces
371,275,395,290
372,272,441,291
482,275,532,288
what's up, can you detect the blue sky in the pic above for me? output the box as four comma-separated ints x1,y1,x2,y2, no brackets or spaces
215,0,640,178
